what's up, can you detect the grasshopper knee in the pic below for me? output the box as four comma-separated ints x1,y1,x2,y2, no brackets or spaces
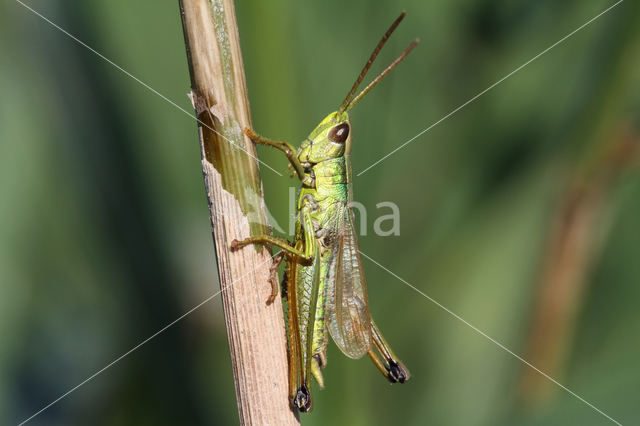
386,360,410,384
292,385,312,412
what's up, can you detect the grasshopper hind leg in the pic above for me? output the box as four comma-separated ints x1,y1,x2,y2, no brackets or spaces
368,350,410,384
279,250,315,413
386,359,410,384
367,319,411,384
293,384,312,412
280,269,288,300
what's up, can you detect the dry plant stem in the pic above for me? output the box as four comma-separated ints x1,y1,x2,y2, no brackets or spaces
520,126,639,405
519,172,608,406
179,0,299,424
519,5,640,405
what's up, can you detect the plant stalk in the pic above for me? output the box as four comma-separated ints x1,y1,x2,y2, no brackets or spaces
179,0,299,424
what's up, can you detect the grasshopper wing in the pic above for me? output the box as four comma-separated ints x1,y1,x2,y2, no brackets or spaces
326,207,372,359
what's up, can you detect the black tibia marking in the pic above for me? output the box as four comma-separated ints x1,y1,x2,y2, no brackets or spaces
313,353,327,369
280,270,288,299
386,360,408,384
293,385,312,412
328,122,350,143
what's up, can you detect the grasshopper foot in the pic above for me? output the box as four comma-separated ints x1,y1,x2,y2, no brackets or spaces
243,127,258,141
230,238,251,251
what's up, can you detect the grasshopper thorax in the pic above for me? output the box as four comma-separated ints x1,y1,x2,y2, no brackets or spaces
298,111,352,166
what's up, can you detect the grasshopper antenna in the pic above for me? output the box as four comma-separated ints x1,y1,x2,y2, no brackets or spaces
346,39,418,111
339,11,418,112
339,11,406,112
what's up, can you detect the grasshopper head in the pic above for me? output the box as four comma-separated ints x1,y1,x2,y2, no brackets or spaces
298,12,417,167
298,110,352,165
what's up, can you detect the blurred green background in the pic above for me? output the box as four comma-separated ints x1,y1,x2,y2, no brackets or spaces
2,0,639,425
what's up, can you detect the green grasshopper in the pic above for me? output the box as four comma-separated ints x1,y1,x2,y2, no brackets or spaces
231,12,417,412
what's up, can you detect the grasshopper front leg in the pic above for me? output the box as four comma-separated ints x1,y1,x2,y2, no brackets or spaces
231,235,313,263
243,128,313,186
230,236,308,305
230,235,314,305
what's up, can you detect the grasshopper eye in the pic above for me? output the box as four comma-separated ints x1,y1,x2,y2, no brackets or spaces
328,123,349,143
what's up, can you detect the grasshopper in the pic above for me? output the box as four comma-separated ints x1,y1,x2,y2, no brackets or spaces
231,11,417,412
